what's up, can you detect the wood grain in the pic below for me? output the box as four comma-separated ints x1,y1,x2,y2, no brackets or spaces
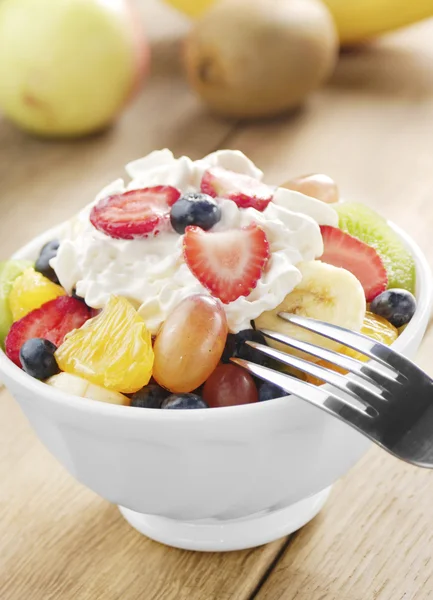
0,0,233,259
0,2,288,600
1,2,433,599
0,390,288,600
255,447,433,600
242,20,433,600
227,19,433,268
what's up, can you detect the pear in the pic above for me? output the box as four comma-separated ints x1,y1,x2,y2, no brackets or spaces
184,0,338,119
0,0,149,137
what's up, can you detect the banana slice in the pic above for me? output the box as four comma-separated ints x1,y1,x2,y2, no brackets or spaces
254,260,366,359
46,373,130,406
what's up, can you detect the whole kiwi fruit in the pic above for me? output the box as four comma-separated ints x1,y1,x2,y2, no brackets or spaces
184,0,338,119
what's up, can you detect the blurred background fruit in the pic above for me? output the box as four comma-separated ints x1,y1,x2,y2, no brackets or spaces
1,0,431,135
0,0,149,137
184,0,338,119
322,0,433,45
164,0,214,18
166,0,433,45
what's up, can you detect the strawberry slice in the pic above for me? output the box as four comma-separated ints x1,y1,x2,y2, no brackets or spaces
201,167,274,212
5,296,92,367
320,225,388,302
90,186,181,240
183,224,270,304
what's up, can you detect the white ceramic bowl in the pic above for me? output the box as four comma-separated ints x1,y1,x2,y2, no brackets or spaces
1,223,431,551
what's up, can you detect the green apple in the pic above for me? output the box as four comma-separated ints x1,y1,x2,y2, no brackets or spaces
0,0,149,137
164,0,216,18
0,260,33,348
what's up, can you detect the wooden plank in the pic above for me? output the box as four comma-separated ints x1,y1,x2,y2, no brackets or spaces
253,327,433,600
0,2,291,599
0,0,233,258
0,389,288,600
227,20,433,600
226,19,433,266
2,4,433,599
253,447,433,600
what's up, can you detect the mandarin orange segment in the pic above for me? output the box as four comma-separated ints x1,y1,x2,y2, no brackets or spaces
9,268,66,321
305,311,398,386
55,296,154,394
361,311,398,345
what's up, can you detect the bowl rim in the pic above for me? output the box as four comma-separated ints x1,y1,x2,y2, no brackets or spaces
0,219,431,423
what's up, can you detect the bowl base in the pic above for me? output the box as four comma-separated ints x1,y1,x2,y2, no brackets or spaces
118,486,331,552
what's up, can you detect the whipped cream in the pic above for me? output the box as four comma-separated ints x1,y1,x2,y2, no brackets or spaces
52,150,338,333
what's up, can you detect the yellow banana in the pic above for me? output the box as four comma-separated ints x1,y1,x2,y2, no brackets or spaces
163,0,214,18
165,0,433,45
322,0,433,45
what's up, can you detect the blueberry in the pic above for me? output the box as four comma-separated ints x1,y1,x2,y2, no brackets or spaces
370,288,416,328
70,288,90,306
19,338,60,380
221,333,237,363
259,382,287,401
170,193,221,234
233,329,269,366
161,393,209,410
35,240,60,283
130,384,170,408
221,330,269,365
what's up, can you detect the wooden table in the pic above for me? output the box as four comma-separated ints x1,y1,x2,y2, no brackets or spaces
1,3,433,599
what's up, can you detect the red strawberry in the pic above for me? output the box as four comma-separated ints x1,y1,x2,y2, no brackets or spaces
90,186,181,240
183,224,270,304
201,167,274,212
5,296,92,367
320,225,388,302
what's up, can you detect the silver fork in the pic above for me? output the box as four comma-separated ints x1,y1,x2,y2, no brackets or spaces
231,313,433,468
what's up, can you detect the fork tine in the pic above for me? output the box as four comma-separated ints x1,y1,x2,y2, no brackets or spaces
278,313,403,373
230,357,376,421
259,328,404,391
279,313,424,382
246,341,386,412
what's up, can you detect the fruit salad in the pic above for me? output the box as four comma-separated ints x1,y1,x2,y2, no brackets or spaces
0,150,417,409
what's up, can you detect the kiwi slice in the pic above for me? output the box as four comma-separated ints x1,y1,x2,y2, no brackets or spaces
0,260,33,348
335,203,416,294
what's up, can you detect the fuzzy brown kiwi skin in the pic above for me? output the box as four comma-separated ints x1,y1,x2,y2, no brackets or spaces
183,0,339,119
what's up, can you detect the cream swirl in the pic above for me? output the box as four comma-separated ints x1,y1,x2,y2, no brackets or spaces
52,150,338,333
